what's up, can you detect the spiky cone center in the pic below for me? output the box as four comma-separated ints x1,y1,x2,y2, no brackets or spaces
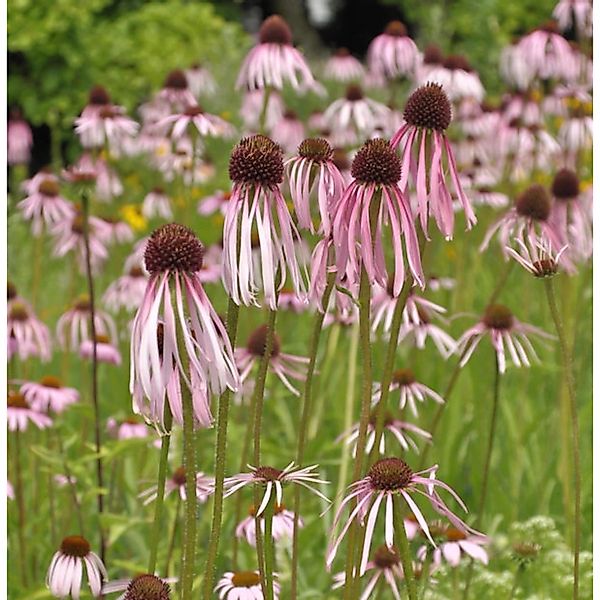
532,259,558,278
332,148,350,171
71,215,85,235
483,304,514,330
8,392,30,410
7,281,17,301
259,15,292,46
392,368,416,386
172,466,187,487
368,457,414,491
124,574,171,600
144,223,204,274
74,295,92,311
385,20,407,37
98,106,120,120
345,84,364,102
40,375,63,389
551,168,580,201
38,178,60,197
446,527,467,541
373,545,401,569
9,302,29,321
229,135,284,186
163,69,188,90
423,44,444,65
247,324,281,358
515,185,551,221
298,138,333,163
231,571,261,587
422,521,447,540
60,535,90,557
404,83,452,131
351,138,402,185
254,466,284,481
89,85,111,106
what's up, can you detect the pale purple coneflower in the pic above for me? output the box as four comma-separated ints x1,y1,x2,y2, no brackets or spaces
8,108,33,166
236,15,315,92
417,522,489,568
324,48,365,82
186,62,217,97
553,0,592,37
93,156,124,201
156,104,234,140
506,235,568,278
367,21,420,80
195,244,222,284
99,216,134,244
215,571,279,599
80,334,122,365
502,91,542,127
425,55,485,103
278,287,311,313
327,457,479,575
235,324,309,396
197,189,231,216
139,466,213,505
7,480,15,500
333,138,423,298
20,376,79,414
223,135,308,309
56,296,117,350
499,42,535,91
270,110,306,153
307,110,328,132
79,85,113,118
426,275,456,292
7,391,53,431
103,265,149,312
17,176,75,236
102,573,175,599
8,301,52,362
129,224,238,430
142,187,173,220
223,462,329,516
21,167,57,195
557,106,593,157
239,88,284,131
157,69,196,110
456,304,553,374
391,83,476,239
236,503,302,546
286,137,344,235
46,535,107,599
106,417,149,440
415,44,444,84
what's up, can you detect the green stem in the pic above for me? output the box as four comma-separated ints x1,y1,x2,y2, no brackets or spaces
258,87,272,135
488,260,514,305
164,496,181,577
14,429,27,587
263,497,276,600
508,565,523,599
418,547,433,599
148,407,173,574
202,299,240,599
290,270,336,599
393,495,417,600
545,277,580,600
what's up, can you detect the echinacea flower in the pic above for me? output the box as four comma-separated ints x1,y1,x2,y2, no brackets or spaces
74,103,138,154
425,55,485,103
80,335,122,365
142,187,173,220
215,571,280,599
506,235,568,278
558,104,593,157
236,503,303,546
103,265,149,312
236,15,315,92
286,137,344,235
240,89,284,131
324,48,365,82
8,301,52,361
223,135,308,309
157,69,196,109
456,304,553,373
7,391,53,431
499,43,536,91
186,62,217,97
102,573,175,599
391,83,476,239
139,466,213,505
367,21,420,80
333,138,423,298
327,457,479,575
271,110,305,153
223,462,329,516
156,104,234,141
8,108,33,166
20,376,79,414
236,325,309,396
107,417,150,440
46,535,107,599
553,0,592,37
197,189,232,216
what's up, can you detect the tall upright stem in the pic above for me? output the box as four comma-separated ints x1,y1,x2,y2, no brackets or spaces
290,271,336,599
545,277,580,600
263,497,276,600
393,496,418,600
81,190,106,561
13,429,27,587
202,299,240,599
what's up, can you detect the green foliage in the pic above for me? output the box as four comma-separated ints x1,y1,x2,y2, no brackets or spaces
8,0,248,127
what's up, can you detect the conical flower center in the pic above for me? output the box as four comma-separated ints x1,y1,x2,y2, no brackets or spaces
373,545,401,569
94,334,110,344
254,466,284,481
483,304,514,330
298,138,333,162
7,281,17,301
551,168,579,201
71,215,85,235
351,138,402,185
404,83,452,131
446,527,467,542
40,375,63,389
515,185,551,221
163,69,188,90
229,135,284,186
98,106,119,120
172,467,187,487
60,535,91,557
89,85,111,106
74,295,92,311
9,303,29,321
368,457,414,491
392,368,416,386
8,392,29,409
259,15,292,46
532,258,557,277
443,54,471,72
345,84,364,102
184,105,204,117
152,186,165,195
124,574,171,600
231,571,261,587
385,20,407,37
39,178,60,197
423,44,444,65
247,324,281,358
144,223,205,274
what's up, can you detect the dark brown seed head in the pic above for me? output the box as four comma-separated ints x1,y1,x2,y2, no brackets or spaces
423,44,444,65
74,295,92,311
385,21,407,37
515,184,552,221
368,457,413,491
446,527,467,542
124,574,171,600
229,135,284,186
152,186,165,195
284,109,299,121
532,258,559,278
247,324,281,358
231,571,261,587
60,535,91,557
392,368,416,386
332,148,350,171
172,467,187,487
368,405,395,427
443,54,472,72
7,281,17,301
8,302,29,322
94,334,110,344
373,545,400,569
88,85,111,106
38,178,60,197
8,392,29,409
539,20,559,34
351,138,402,185
71,214,85,235
483,304,514,330
551,168,580,201
345,84,364,102
129,265,145,278
144,224,204,274
40,375,62,389
163,69,188,90
184,105,204,117
298,138,333,162
259,15,292,46
254,466,284,481
404,83,452,131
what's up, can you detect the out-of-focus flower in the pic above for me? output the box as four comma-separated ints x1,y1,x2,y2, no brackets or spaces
367,21,420,80
271,110,305,153
215,571,279,599
103,265,149,312
324,48,365,82
139,467,213,505
8,301,52,362
7,391,53,431
236,503,302,546
142,187,172,220
20,376,79,414
186,62,217,97
8,108,33,166
106,417,150,440
80,335,122,365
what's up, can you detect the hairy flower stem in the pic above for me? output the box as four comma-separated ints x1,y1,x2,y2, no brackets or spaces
462,353,501,600
202,299,240,599
263,497,276,600
13,429,27,586
81,190,106,562
290,270,336,599
545,277,580,600
393,496,418,600
148,406,173,574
